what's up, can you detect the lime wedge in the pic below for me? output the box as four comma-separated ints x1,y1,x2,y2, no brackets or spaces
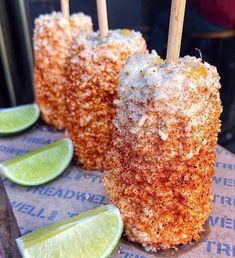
16,204,123,258
0,139,73,186
0,104,40,135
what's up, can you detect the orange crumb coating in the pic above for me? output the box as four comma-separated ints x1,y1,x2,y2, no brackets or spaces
103,54,222,250
34,12,92,129
64,30,148,170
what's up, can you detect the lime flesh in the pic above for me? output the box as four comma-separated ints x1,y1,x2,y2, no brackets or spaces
0,104,39,135
0,138,73,186
16,204,123,258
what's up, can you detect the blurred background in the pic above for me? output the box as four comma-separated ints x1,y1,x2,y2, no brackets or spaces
0,0,235,152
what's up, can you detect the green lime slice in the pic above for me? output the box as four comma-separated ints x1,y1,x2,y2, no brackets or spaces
0,139,73,186
0,104,40,135
16,204,123,258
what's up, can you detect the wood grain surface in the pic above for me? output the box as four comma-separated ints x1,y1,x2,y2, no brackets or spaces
0,178,21,258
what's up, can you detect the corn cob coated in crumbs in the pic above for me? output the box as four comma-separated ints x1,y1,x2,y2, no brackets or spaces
64,29,148,170
34,12,92,129
103,51,222,250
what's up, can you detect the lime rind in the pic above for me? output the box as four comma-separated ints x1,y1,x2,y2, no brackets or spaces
18,205,110,248
0,104,40,135
0,138,73,186
16,204,123,258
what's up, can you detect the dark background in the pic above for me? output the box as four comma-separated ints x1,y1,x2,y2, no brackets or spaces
0,0,235,152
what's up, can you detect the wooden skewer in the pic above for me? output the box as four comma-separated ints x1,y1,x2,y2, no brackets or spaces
166,0,187,64
61,0,70,20
96,0,109,39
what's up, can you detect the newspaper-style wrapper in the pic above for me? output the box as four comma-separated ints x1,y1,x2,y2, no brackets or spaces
0,124,234,258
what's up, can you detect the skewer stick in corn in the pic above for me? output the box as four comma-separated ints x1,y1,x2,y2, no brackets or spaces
60,0,70,20
96,0,109,39
166,0,186,64
103,0,222,250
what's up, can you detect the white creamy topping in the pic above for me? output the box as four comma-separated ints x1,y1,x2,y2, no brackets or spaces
34,11,92,51
114,51,221,138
